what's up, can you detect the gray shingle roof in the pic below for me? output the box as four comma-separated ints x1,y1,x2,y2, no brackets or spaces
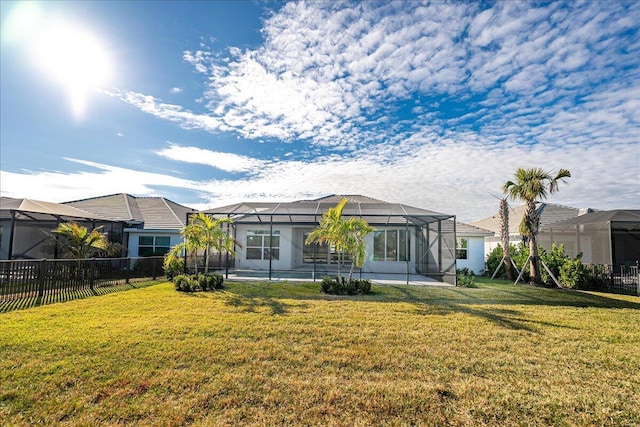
65,193,196,230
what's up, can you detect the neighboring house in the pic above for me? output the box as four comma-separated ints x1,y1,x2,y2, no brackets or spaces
0,197,123,260
203,194,486,284
470,202,594,258
455,222,494,274
65,194,197,258
543,210,640,266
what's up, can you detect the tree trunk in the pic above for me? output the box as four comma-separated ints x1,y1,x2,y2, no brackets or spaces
193,250,198,275
526,201,542,285
348,259,355,281
499,199,513,280
204,245,210,274
529,233,541,284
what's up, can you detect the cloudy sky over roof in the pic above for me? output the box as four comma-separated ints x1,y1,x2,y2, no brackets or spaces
1,1,638,221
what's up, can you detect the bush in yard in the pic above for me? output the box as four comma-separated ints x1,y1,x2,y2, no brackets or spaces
457,268,477,288
321,276,371,295
197,273,224,291
174,274,194,292
163,256,185,281
559,255,590,289
539,243,568,285
173,273,224,292
485,244,521,279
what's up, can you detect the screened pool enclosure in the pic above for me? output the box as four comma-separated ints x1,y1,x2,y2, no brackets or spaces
199,195,458,285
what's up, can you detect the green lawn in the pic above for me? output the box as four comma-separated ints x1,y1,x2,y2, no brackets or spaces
1,279,639,426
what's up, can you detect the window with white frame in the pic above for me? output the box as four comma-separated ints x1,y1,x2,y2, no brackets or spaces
374,229,409,261
246,230,280,260
456,237,468,260
138,236,171,257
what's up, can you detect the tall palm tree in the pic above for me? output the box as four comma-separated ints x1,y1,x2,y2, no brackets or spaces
53,222,109,259
503,167,571,284
189,212,235,273
305,198,374,280
499,198,513,280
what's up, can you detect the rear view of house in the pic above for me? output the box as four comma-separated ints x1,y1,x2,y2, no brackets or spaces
202,195,488,284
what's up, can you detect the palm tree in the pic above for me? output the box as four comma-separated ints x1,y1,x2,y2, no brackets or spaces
343,217,375,281
503,167,571,284
189,212,235,273
165,220,204,274
53,222,109,259
499,198,513,280
165,213,236,275
305,198,374,280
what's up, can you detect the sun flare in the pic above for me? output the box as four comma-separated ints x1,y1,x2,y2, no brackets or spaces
33,21,113,117
4,2,114,118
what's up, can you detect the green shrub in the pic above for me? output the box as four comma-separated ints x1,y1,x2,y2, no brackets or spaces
457,268,477,288
321,276,371,295
163,256,184,280
197,273,224,291
174,274,195,292
173,273,223,292
559,254,590,289
485,244,522,279
485,246,505,278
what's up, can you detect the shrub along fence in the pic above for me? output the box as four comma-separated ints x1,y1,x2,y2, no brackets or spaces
584,264,639,296
0,257,164,303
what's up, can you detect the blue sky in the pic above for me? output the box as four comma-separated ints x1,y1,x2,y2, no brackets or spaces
1,0,638,222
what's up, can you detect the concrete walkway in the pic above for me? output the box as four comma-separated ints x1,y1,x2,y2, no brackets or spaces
223,271,453,287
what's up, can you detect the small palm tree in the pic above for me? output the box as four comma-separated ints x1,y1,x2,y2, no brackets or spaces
342,217,375,281
306,198,374,280
165,213,235,275
189,213,236,273
503,167,571,284
53,222,109,259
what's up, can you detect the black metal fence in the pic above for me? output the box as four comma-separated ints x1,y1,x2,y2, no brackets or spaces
583,264,639,296
0,257,165,303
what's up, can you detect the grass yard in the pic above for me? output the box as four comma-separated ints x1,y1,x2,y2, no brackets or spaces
1,279,639,426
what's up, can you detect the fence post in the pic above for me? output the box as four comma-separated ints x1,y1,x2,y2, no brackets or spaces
89,258,96,290
152,257,158,280
125,258,131,284
37,259,46,298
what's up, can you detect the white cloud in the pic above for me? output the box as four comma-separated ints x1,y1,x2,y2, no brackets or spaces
20,1,636,219
170,87,183,94
155,143,266,173
0,158,200,203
